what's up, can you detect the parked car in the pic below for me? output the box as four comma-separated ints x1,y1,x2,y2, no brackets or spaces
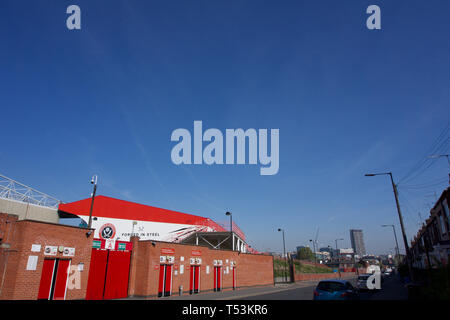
313,279,359,300
357,272,383,291
356,274,371,291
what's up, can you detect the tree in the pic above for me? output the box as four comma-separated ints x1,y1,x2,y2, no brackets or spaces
297,247,315,261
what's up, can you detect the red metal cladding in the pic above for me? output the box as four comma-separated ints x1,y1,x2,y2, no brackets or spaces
59,196,226,231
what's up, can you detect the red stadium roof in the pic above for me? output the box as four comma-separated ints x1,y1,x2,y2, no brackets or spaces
58,195,227,232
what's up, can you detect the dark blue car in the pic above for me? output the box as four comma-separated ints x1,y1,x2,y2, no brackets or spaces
313,279,359,300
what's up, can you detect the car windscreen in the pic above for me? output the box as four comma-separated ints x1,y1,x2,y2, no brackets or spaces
317,281,346,292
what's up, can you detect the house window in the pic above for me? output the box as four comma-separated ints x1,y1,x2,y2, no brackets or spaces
439,212,447,236
431,219,440,244
443,199,450,234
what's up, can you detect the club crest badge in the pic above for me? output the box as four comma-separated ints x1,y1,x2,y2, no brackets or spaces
99,223,116,239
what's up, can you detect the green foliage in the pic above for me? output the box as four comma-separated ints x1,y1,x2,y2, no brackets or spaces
297,247,315,261
418,264,450,300
273,259,289,278
293,260,333,274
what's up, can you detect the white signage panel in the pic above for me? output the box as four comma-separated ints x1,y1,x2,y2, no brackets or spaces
63,247,75,257
26,256,38,270
77,215,216,242
44,246,57,256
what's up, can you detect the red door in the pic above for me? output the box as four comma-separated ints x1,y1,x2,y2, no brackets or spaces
103,250,131,300
37,259,70,300
86,248,132,300
158,264,166,297
164,265,173,297
213,266,217,291
86,249,108,300
157,265,173,297
190,266,200,294
232,267,236,290
214,266,222,292
194,266,200,293
189,266,194,294
217,267,221,291
53,260,71,300
38,259,56,299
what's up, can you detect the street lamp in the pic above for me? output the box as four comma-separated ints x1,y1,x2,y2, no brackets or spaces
382,224,400,265
278,228,288,283
365,172,414,281
335,238,344,279
309,239,317,267
87,174,98,237
226,212,233,250
428,154,450,165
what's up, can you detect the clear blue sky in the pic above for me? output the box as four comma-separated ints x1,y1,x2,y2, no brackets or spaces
1,1,449,255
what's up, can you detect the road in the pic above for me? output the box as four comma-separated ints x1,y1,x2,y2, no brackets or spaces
239,274,407,300
148,274,407,300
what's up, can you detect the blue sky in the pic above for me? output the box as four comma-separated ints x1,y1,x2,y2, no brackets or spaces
1,0,449,255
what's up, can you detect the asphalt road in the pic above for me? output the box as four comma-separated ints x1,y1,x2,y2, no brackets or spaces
239,275,407,300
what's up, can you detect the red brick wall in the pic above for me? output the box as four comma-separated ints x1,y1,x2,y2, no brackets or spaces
0,218,94,300
128,238,274,297
1,219,274,300
0,213,19,295
294,272,357,282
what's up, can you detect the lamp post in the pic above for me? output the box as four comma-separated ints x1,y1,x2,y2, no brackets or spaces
382,224,400,265
226,212,233,250
327,245,332,263
278,228,287,283
87,175,98,234
309,239,317,267
365,172,414,281
335,238,344,278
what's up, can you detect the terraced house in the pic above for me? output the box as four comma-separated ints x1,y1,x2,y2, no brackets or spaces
410,187,450,269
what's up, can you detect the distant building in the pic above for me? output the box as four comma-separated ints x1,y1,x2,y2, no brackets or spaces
350,229,366,257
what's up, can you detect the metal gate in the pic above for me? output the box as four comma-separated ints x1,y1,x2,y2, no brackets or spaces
85,240,132,300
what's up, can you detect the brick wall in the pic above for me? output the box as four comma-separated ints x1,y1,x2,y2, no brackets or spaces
292,261,359,282
128,238,274,297
294,272,356,281
0,216,94,300
1,217,274,300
